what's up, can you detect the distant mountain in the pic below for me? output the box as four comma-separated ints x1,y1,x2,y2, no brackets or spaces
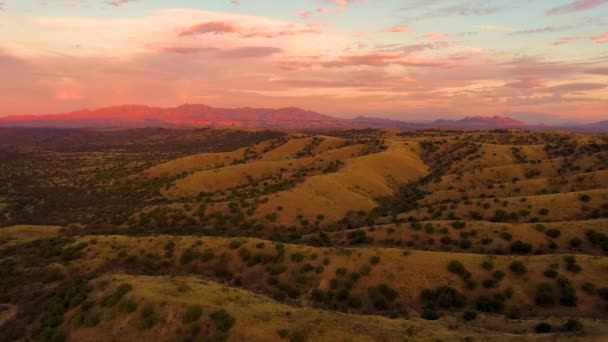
4,105,585,131
0,104,348,129
0,104,419,130
431,116,528,128
587,121,608,128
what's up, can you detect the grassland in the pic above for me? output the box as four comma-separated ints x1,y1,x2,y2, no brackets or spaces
1,128,607,341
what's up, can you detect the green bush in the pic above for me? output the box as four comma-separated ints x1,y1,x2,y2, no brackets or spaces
180,248,200,265
201,249,215,262
475,295,504,313
211,309,235,341
447,260,471,280
140,303,157,329
558,277,578,307
562,319,583,332
535,283,554,306
369,255,381,265
420,309,440,320
421,286,466,309
545,229,561,238
118,298,137,313
462,311,478,321
101,284,133,307
535,322,552,333
510,240,532,254
509,261,527,275
543,268,557,278
182,305,203,324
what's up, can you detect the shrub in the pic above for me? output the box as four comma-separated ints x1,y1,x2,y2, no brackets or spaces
510,240,532,254
475,295,504,313
539,208,549,215
580,195,591,202
451,221,466,229
228,240,241,249
509,261,527,275
347,230,367,244
545,229,561,238
118,299,137,313
182,305,203,324
492,270,505,280
562,319,583,332
597,287,608,300
483,279,498,289
462,311,478,321
420,309,440,320
311,289,325,302
481,260,494,270
376,283,398,301
180,248,200,265
201,249,215,262
101,284,133,307
140,303,157,329
499,232,513,241
369,255,381,265
535,323,552,333
238,248,251,262
558,277,577,307
421,286,466,309
447,260,470,279
581,282,596,294
543,269,557,278
535,283,554,306
290,252,305,263
211,309,235,341
569,238,583,249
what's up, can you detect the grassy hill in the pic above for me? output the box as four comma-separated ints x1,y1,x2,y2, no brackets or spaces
1,128,607,341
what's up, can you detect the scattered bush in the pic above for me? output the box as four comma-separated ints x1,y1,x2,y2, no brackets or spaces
182,305,203,324
562,319,583,332
545,229,561,238
509,261,527,275
462,311,478,321
420,309,440,320
535,323,552,333
535,283,554,306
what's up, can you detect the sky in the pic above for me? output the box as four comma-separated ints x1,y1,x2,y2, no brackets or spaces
0,0,607,124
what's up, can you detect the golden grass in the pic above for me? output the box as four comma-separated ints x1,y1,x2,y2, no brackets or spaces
0,225,61,246
67,273,608,342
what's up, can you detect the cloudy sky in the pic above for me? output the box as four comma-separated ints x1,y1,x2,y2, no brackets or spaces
0,0,607,123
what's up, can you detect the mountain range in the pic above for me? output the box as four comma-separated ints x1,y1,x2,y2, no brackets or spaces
0,104,605,131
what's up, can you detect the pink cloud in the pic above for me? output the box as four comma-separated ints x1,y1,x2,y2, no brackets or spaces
179,21,322,38
425,32,444,40
297,10,312,17
547,0,608,15
505,78,545,89
107,0,136,7
179,21,239,35
145,45,217,54
590,32,608,44
552,36,583,45
322,51,445,68
386,26,409,33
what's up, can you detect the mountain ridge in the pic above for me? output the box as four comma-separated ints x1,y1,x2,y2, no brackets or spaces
1,104,604,131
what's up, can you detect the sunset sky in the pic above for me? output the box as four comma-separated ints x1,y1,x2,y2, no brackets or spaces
0,0,607,123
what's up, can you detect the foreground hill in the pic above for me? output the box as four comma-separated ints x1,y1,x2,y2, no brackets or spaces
1,127,607,341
